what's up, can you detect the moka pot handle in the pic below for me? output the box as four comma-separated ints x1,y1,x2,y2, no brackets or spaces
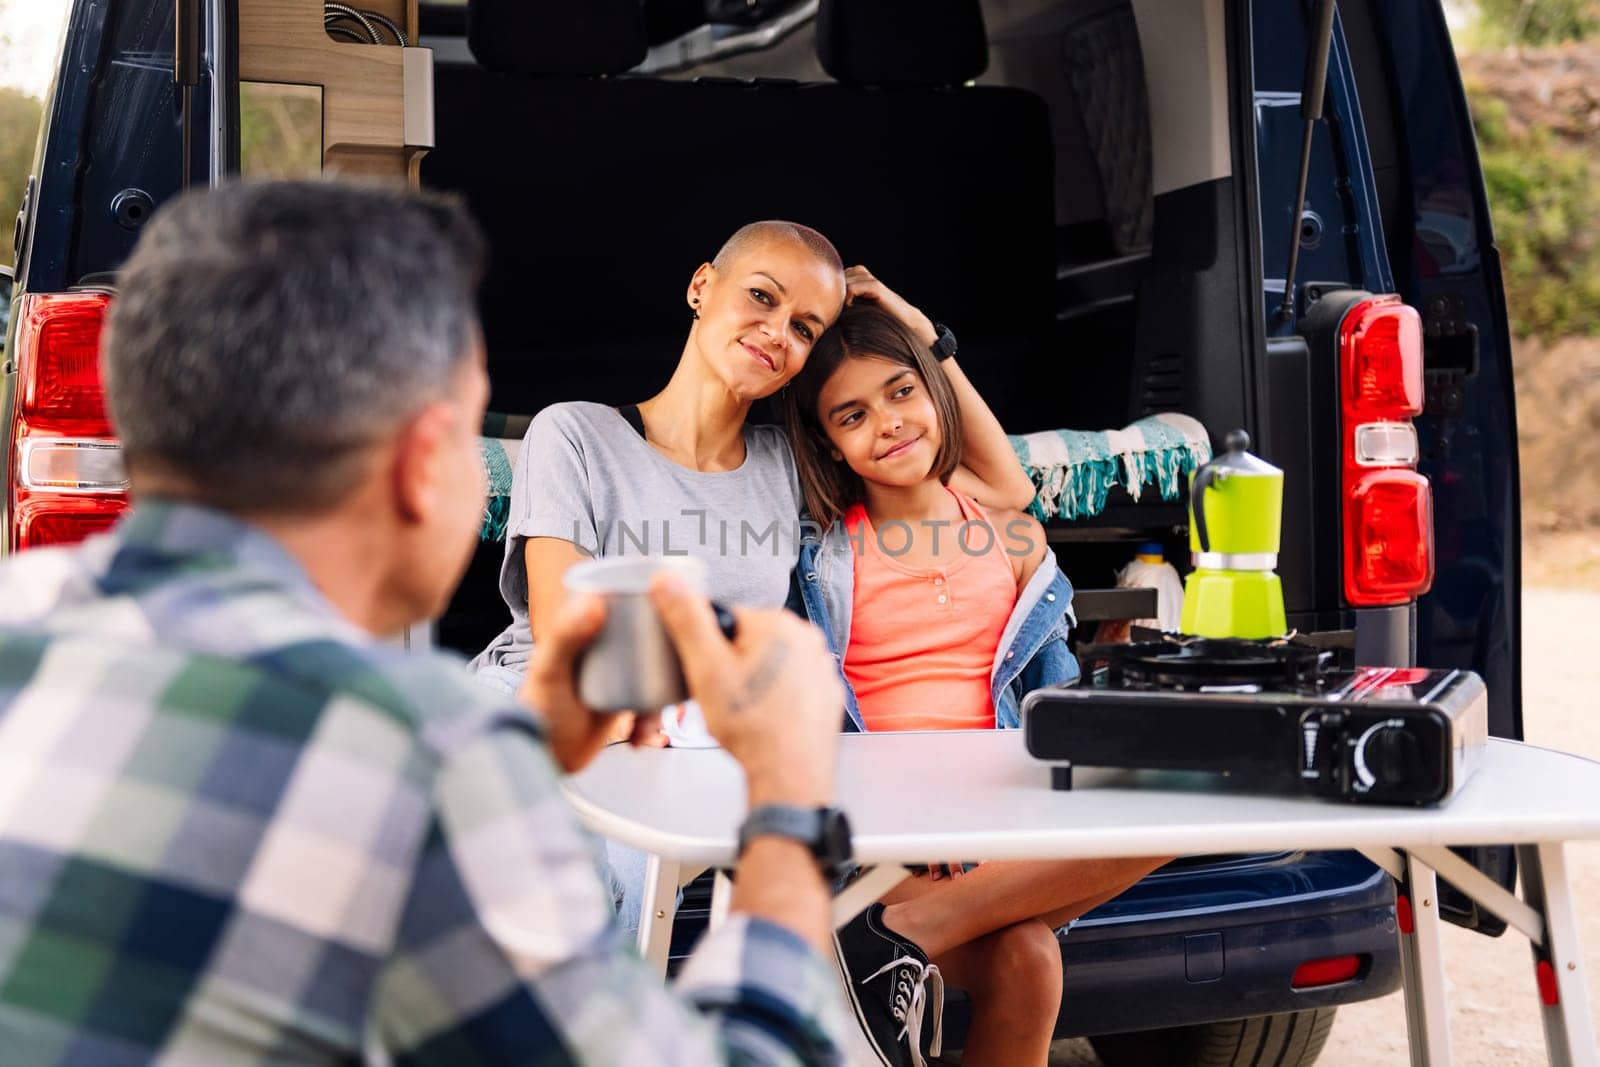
1191,462,1219,553
1190,430,1249,554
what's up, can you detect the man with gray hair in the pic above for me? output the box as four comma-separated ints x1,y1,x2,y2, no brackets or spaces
0,181,852,1064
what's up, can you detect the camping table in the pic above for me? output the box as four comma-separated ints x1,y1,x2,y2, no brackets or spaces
563,732,1600,1066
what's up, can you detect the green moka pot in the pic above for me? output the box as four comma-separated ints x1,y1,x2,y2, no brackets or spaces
1180,429,1288,639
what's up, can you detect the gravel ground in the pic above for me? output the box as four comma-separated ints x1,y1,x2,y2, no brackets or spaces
1032,585,1600,1066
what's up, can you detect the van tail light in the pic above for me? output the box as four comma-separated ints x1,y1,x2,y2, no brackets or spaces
9,292,130,551
1339,296,1432,606
1290,954,1365,989
1341,299,1423,420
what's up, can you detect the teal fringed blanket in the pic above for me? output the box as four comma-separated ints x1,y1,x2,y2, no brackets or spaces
479,411,532,542
1008,413,1212,521
479,436,518,542
480,412,1211,542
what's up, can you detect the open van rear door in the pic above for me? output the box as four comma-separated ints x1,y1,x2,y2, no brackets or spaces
1335,0,1524,933
1342,0,1521,743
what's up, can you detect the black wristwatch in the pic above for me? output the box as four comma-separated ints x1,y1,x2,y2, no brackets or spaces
930,322,958,363
737,805,853,878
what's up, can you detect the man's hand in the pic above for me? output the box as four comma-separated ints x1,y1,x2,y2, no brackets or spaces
651,572,843,807
519,594,666,773
844,265,937,347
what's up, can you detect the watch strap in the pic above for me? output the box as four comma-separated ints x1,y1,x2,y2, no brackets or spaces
930,322,958,362
737,804,852,877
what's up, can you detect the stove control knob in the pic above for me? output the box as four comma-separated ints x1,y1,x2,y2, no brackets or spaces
1354,720,1421,791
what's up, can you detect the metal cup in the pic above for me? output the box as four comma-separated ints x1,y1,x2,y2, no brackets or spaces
564,556,707,712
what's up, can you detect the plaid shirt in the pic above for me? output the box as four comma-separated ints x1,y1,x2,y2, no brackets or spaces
0,502,848,1065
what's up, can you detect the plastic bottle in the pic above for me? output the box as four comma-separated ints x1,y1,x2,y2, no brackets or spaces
1117,541,1185,635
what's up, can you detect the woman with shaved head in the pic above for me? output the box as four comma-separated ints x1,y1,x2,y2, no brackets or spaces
474,220,850,932
477,220,846,684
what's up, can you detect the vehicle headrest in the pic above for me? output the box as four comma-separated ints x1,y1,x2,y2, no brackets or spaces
816,0,987,85
467,0,647,75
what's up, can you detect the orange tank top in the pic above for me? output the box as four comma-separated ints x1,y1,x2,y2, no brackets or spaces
843,490,1019,732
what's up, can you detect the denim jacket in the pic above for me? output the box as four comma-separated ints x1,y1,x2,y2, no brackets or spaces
790,520,1081,732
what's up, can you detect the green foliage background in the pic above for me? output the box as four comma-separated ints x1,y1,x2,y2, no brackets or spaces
239,82,322,180
1465,0,1600,337
1469,85,1600,337
0,87,41,268
1473,0,1598,45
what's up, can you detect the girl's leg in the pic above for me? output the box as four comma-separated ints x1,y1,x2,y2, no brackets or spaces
844,861,1167,1064
1037,876,1151,933
881,856,1170,960
878,876,1063,1066
935,919,1063,1067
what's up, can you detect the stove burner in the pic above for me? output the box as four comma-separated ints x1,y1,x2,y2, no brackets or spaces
1081,636,1333,691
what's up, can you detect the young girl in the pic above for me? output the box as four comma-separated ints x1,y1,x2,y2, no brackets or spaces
778,276,1168,1067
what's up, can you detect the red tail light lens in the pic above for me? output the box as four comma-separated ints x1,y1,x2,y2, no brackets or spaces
8,291,129,552
15,292,115,436
1291,954,1364,989
1344,469,1434,604
1339,295,1432,607
1340,298,1423,420
12,496,129,548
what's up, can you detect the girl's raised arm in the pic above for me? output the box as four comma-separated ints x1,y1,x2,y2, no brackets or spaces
843,266,1036,511
939,355,1038,511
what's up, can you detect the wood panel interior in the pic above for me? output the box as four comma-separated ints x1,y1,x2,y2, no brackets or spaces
238,0,426,183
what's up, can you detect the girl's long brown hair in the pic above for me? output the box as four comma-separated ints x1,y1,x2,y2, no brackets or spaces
777,303,963,529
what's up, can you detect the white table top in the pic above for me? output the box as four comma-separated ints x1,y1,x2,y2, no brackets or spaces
562,733,1600,867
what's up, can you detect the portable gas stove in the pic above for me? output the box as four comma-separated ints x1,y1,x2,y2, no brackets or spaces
1022,636,1488,805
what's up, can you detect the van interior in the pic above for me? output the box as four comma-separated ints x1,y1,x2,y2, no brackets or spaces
311,0,1208,656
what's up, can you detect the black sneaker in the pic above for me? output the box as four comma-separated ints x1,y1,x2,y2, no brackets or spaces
833,903,945,1067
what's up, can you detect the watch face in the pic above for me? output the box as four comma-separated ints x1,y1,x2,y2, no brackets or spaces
820,808,854,865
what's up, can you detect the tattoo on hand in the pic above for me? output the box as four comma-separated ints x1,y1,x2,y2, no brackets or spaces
730,641,789,713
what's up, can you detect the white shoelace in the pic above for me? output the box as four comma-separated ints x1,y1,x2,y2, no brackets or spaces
862,955,945,1067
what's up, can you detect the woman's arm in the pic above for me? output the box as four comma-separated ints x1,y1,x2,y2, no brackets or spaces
525,536,592,645
843,266,1036,511
525,535,663,747
507,407,662,747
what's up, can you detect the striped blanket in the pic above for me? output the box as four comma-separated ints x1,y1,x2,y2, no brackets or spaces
1008,413,1212,522
479,411,1212,542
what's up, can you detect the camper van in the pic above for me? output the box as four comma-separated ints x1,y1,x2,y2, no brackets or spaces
4,1,1521,1061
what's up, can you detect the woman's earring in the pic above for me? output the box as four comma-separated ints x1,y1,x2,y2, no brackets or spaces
690,297,700,321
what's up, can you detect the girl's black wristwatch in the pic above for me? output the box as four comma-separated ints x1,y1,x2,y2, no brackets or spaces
930,322,958,362
737,805,853,878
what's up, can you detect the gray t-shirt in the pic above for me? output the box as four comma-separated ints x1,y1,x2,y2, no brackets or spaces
473,402,802,675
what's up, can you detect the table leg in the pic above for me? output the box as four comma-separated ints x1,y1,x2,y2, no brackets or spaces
710,869,733,930
1398,852,1453,1067
1408,845,1544,945
1357,845,1406,882
637,853,682,976
831,865,912,928
1516,843,1599,1067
